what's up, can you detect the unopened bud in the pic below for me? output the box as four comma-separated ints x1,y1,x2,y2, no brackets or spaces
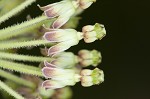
82,23,106,43
80,68,104,87
79,0,96,9
78,49,102,67
80,69,92,76
81,76,93,87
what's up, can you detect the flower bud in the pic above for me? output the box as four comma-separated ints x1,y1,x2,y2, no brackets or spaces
81,76,93,87
78,49,102,67
79,0,96,9
92,68,104,85
82,23,106,43
42,66,78,89
80,68,104,87
44,52,78,68
80,69,92,76
42,67,75,80
42,80,66,89
43,28,82,56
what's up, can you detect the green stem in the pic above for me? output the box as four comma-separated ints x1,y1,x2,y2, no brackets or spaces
0,80,24,99
0,15,48,40
0,51,52,62
0,69,35,88
0,59,43,77
0,0,36,24
0,39,51,49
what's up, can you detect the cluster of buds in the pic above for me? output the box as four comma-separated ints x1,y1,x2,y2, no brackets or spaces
41,49,103,89
39,0,106,90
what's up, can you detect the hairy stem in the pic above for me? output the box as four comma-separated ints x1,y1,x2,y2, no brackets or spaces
0,59,43,77
0,39,52,49
0,0,36,24
0,15,48,40
0,51,52,62
0,80,24,99
0,69,35,88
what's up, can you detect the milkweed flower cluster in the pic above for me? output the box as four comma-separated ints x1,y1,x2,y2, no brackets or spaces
0,0,106,98
38,0,106,90
41,49,104,89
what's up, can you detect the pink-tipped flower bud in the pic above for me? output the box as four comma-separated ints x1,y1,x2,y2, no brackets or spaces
44,52,78,68
80,69,92,76
78,49,102,67
81,76,93,87
43,28,82,56
79,0,96,9
80,68,104,87
82,23,106,43
42,66,79,89
42,80,66,89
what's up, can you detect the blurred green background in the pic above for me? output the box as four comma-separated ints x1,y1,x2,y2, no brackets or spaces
0,0,150,99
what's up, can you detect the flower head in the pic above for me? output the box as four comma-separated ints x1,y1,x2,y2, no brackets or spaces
43,28,82,56
78,49,102,67
82,23,106,43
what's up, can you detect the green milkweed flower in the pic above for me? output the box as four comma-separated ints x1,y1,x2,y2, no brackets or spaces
43,28,82,56
78,49,102,67
80,68,104,87
82,23,106,43
44,52,78,68
79,0,96,9
42,66,79,89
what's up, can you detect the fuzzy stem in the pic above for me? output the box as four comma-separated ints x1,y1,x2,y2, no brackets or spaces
0,59,43,77
0,15,48,40
0,51,52,62
0,39,52,49
0,69,35,88
0,80,24,99
0,0,36,24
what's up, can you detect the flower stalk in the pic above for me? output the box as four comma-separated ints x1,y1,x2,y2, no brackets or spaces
0,59,43,77
0,15,48,40
0,51,52,62
0,80,25,99
0,0,36,24
0,69,36,89
0,39,51,49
